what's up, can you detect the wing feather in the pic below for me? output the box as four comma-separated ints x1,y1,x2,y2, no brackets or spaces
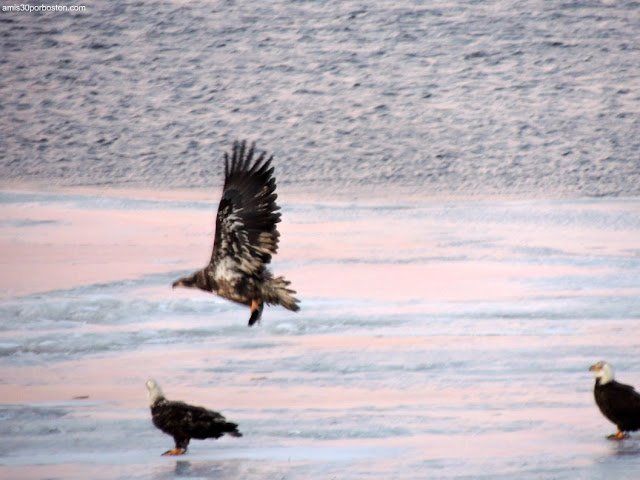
211,140,281,277
156,400,236,439
608,381,640,427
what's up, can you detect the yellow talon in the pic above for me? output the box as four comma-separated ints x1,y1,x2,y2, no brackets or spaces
162,448,186,456
607,430,629,441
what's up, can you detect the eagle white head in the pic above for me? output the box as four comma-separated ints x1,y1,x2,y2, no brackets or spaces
146,378,165,405
589,361,615,385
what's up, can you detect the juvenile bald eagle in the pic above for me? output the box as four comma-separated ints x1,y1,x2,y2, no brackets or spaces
172,140,300,326
146,379,241,456
589,361,640,440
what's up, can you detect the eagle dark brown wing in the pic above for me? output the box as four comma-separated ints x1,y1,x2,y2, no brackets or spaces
596,380,640,431
210,140,281,277
152,400,241,440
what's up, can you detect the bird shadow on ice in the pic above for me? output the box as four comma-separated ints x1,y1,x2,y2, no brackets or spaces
173,461,193,476
151,459,245,480
608,439,640,457
592,441,640,480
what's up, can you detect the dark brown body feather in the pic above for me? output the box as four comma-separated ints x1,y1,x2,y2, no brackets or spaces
151,397,241,452
594,379,640,433
173,140,300,326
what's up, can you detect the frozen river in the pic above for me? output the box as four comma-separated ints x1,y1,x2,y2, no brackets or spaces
2,0,640,477
1,191,639,479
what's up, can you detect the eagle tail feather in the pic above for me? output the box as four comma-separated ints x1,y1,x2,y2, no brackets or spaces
266,276,300,312
222,421,242,437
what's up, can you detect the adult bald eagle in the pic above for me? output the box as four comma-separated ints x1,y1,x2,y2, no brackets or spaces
146,379,242,456
172,140,300,326
589,361,640,440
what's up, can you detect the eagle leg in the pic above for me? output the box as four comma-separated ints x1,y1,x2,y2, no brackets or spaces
248,299,264,327
162,447,187,456
607,430,629,441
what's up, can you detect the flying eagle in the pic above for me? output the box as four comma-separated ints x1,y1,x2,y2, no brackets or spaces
589,361,640,440
172,140,300,326
146,379,242,456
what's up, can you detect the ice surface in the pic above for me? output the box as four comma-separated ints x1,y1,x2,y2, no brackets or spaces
2,0,640,476
1,191,640,479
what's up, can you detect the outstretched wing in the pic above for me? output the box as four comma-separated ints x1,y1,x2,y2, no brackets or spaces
211,140,281,277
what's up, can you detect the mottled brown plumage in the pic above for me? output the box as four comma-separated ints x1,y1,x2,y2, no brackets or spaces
146,379,241,456
172,140,299,326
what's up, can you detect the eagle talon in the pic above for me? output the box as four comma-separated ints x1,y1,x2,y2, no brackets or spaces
248,299,264,326
607,431,629,441
162,448,186,456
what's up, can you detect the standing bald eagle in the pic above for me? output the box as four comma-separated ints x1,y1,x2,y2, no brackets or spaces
146,379,242,456
172,140,300,326
589,361,640,440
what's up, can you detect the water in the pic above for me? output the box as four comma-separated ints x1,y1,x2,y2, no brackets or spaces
1,0,639,198
2,0,640,478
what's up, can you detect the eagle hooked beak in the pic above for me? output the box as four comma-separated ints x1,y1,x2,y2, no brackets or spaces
172,279,184,289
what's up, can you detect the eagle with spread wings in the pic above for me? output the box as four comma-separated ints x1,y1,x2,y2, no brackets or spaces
172,140,300,326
